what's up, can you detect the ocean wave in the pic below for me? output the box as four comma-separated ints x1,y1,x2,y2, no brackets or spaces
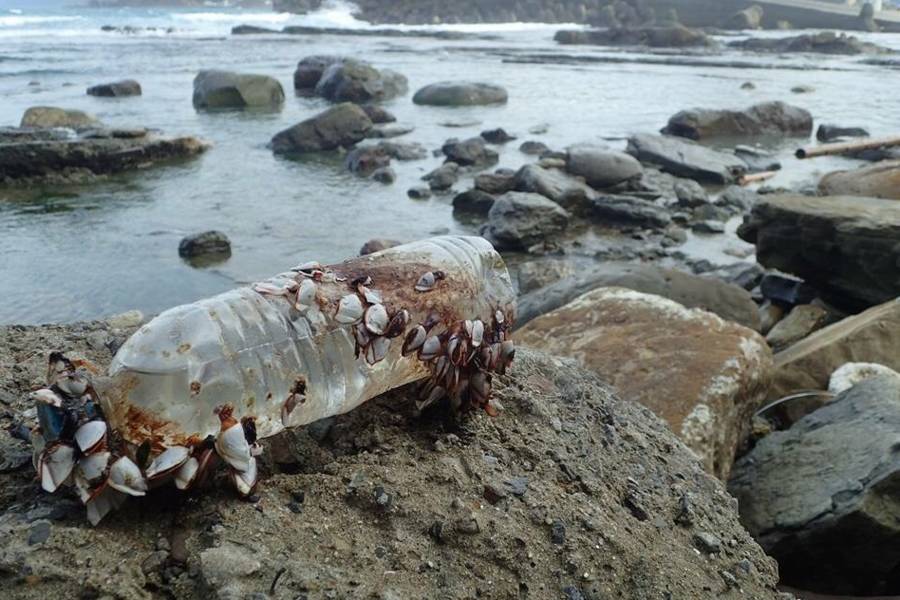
0,15,84,28
173,12,295,24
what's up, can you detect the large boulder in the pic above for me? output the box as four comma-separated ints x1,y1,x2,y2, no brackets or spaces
86,79,142,97
516,262,761,330
192,70,285,110
768,298,900,401
512,164,596,209
626,134,746,184
412,82,508,106
293,55,343,90
517,287,773,479
0,322,782,600
728,31,892,55
20,106,100,130
818,160,900,199
314,59,407,103
555,25,713,48
738,194,900,308
442,137,498,167
482,192,569,250
662,101,813,141
585,194,672,229
270,103,372,154
729,375,900,595
565,145,643,188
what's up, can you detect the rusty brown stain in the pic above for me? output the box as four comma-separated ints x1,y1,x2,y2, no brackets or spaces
190,381,201,396
177,343,192,354
122,404,187,452
291,376,307,403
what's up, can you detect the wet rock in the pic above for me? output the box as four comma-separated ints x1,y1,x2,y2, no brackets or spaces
345,145,391,176
586,194,672,229
452,189,495,216
768,298,900,401
627,134,745,184
178,230,231,260
790,85,814,94
729,376,900,595
372,166,395,184
729,31,892,55
270,103,372,154
765,304,829,351
293,55,343,90
192,70,285,110
517,262,761,331
693,532,722,554
86,79,142,97
516,258,578,294
818,160,900,200
555,25,713,48
366,124,414,139
481,128,516,144
662,101,813,141
482,191,569,251
513,164,596,210
816,124,869,142
550,519,566,544
674,180,709,208
565,145,643,189
738,194,900,307
20,106,100,130
407,186,431,200
412,81,508,106
441,137,498,168
28,521,51,545
423,162,459,191
692,220,725,234
741,81,756,90
519,140,550,155
474,171,516,195
715,185,758,213
231,24,278,35
518,287,772,479
723,5,763,30
360,104,396,124
315,59,408,103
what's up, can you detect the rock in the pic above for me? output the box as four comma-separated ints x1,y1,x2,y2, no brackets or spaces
516,258,578,294
293,55,343,90
474,171,516,195
366,124,414,139
360,104,396,124
231,24,279,34
818,160,900,200
86,79,142,97
828,362,900,395
359,239,401,256
768,299,900,401
519,140,550,155
790,85,814,94
692,220,726,234
716,185,758,212
517,287,773,479
765,304,829,351
178,230,231,260
759,272,817,307
452,189,495,216
729,376,900,595
314,59,408,103
20,106,100,130
816,124,869,142
723,5,763,30
728,31,892,55
741,81,756,90
407,186,431,200
512,164,596,210
626,134,745,184
555,25,713,48
738,194,900,307
192,70,284,110
693,532,722,554
586,194,672,229
344,145,391,176
662,102,813,141
423,162,459,191
0,318,785,599
481,128,516,144
372,166,395,184
674,180,709,208
565,145,643,188
0,128,209,186
270,103,372,154
516,262,761,331
412,81,508,106
442,137,498,167
483,192,569,250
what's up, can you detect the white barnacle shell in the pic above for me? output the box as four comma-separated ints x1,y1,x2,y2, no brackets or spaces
40,443,75,493
365,336,391,366
216,422,252,472
415,271,436,292
74,420,107,454
30,388,63,407
77,450,111,484
107,456,148,497
230,456,258,497
295,279,317,310
402,325,427,356
174,456,200,491
335,294,365,324
85,486,125,526
469,320,485,348
360,286,383,305
364,304,389,336
145,446,190,480
418,336,442,361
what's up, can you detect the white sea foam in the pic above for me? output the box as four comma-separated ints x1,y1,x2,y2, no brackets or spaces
0,15,83,27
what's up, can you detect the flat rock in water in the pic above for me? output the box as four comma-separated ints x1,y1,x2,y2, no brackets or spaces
818,160,900,200
816,124,868,142
565,145,643,188
442,137,498,167
270,103,372,154
768,298,900,402
515,262,761,331
192,70,285,110
452,189,496,216
178,230,231,259
482,191,569,250
87,79,142,97
626,133,745,184
738,194,900,308
662,101,812,141
586,194,672,229
512,164,596,211
20,106,100,130
728,31,892,55
517,287,773,479
729,375,900,595
314,59,408,103
413,81,508,106
555,25,714,48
